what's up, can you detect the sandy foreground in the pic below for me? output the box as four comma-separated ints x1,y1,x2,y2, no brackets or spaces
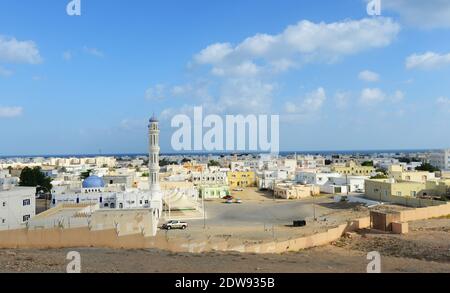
1,218,449,273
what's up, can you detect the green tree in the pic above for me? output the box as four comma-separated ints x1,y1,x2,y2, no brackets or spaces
415,163,440,172
80,170,92,180
376,168,388,175
208,160,221,167
19,167,52,192
362,161,374,167
370,174,389,179
159,158,177,167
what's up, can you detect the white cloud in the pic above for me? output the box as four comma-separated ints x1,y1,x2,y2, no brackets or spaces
187,18,399,116
392,90,405,102
0,36,42,64
217,79,276,114
0,106,23,118
437,96,450,107
285,87,327,114
383,0,450,29
358,70,380,82
0,66,13,77
63,51,73,61
359,88,405,105
145,84,166,100
406,52,450,70
194,43,233,64
212,61,262,77
194,18,400,76
334,91,351,109
83,46,104,58
171,84,193,96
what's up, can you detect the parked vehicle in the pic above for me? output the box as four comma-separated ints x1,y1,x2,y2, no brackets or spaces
233,188,244,192
222,195,234,200
225,199,233,204
161,220,188,230
235,199,242,204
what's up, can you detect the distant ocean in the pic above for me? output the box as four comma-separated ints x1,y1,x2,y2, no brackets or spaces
0,149,435,159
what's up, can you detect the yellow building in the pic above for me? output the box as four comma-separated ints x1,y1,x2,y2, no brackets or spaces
227,171,256,188
425,179,450,197
365,179,426,201
388,165,435,183
331,161,375,176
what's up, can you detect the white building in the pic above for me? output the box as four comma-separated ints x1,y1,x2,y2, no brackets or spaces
0,187,36,231
296,155,325,169
296,171,341,186
191,169,228,185
428,149,450,171
295,171,366,194
256,169,289,190
0,173,19,191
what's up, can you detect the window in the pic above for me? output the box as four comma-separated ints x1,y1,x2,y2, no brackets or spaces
23,215,31,222
23,199,31,206
2,202,6,207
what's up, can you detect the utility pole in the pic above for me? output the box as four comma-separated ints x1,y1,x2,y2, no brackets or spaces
313,199,317,221
202,194,206,229
346,174,349,196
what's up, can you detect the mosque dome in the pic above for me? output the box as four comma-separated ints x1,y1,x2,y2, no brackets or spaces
82,175,105,188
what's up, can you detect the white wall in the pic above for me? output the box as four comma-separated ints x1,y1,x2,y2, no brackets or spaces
0,187,36,231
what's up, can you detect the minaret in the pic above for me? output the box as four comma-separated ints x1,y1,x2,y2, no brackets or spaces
148,114,162,216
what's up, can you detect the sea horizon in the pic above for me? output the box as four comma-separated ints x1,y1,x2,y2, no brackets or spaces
0,148,438,159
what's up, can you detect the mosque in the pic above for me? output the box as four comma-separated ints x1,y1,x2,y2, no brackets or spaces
50,116,164,229
50,116,200,231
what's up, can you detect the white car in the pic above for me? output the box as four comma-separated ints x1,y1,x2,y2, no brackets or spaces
162,220,188,230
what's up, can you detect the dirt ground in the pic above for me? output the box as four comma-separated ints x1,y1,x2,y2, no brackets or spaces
4,190,446,273
1,218,449,273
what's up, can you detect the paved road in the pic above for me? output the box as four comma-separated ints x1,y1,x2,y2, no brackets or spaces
190,199,328,227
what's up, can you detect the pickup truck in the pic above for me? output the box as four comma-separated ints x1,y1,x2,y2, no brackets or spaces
161,220,188,230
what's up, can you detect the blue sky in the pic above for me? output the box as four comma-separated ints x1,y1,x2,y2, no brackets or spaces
1,0,450,156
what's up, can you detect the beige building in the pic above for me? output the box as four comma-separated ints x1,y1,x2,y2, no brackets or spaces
365,178,450,201
389,165,435,183
274,183,320,200
365,179,426,201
